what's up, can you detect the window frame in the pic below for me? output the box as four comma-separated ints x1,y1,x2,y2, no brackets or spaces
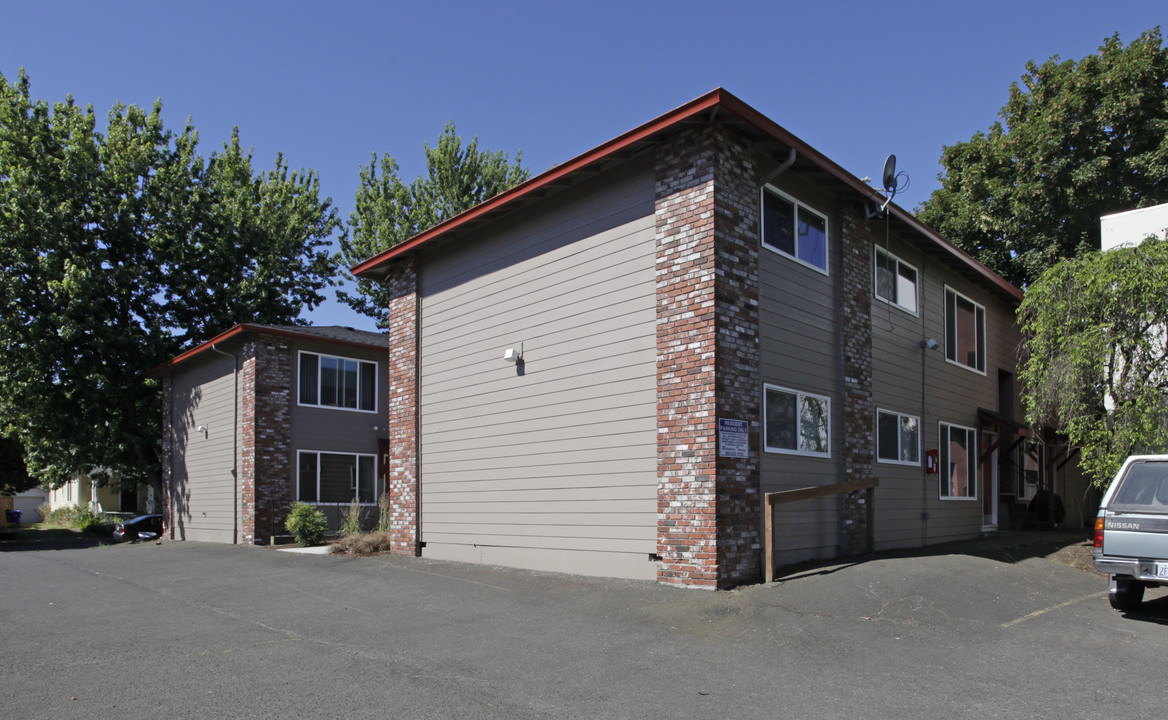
296,449,380,506
873,246,919,315
297,351,378,413
760,184,830,275
763,383,832,458
875,408,921,466
944,286,987,375
938,421,978,501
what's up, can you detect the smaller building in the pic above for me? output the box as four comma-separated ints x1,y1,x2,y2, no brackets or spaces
149,324,388,544
1101,202,1168,251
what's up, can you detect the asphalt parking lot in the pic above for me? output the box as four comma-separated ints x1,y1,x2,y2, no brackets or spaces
2,534,1165,719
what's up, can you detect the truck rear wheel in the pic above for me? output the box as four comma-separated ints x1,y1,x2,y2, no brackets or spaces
1109,576,1145,611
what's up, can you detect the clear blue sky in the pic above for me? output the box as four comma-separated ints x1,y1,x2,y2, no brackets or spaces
2,0,1161,331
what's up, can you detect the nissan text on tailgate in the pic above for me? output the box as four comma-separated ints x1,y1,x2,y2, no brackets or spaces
1094,455,1168,611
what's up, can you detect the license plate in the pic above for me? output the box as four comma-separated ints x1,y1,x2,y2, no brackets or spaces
1139,563,1168,578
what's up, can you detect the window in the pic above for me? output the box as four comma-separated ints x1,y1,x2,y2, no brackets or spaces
297,451,378,504
761,185,829,273
298,352,377,412
764,384,830,457
874,247,918,314
945,287,986,373
876,410,920,465
939,422,977,500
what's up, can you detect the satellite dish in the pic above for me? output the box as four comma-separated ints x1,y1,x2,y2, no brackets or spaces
882,154,897,193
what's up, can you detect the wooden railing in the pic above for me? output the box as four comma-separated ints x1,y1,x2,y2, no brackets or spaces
764,477,879,583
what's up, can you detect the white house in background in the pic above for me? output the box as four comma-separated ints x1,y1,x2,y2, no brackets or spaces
1101,202,1168,251
46,474,157,516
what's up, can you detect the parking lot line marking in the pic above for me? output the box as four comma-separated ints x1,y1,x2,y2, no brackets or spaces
1000,591,1106,628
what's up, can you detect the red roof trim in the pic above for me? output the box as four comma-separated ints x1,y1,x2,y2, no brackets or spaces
350,89,727,277
146,324,388,377
351,88,1021,303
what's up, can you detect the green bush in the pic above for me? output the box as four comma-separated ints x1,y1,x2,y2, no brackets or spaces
284,502,328,547
39,505,115,535
43,505,100,529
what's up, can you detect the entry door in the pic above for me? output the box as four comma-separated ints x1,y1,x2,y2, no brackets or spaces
980,431,998,529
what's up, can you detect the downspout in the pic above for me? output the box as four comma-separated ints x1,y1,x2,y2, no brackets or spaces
210,343,240,544
920,271,929,547
761,148,797,186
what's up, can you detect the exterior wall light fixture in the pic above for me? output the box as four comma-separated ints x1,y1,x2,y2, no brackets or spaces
503,344,523,364
920,338,940,351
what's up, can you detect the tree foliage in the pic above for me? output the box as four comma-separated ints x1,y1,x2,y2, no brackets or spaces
337,121,529,327
0,70,340,492
0,435,35,495
918,28,1168,288
1019,239,1168,487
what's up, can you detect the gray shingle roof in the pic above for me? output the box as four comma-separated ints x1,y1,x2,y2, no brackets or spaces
249,324,387,347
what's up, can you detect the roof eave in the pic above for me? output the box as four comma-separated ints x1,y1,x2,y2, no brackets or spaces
146,324,389,377
350,88,1022,303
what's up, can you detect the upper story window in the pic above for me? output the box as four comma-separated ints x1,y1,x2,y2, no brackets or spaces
874,247,918,314
761,185,829,274
945,287,986,374
298,351,377,412
764,383,830,457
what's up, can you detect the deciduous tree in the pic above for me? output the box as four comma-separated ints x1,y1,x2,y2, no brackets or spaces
338,121,529,327
0,70,340,495
1018,239,1168,486
918,28,1168,288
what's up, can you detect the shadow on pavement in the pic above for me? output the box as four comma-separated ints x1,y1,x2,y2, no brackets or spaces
776,529,1097,583
0,526,113,552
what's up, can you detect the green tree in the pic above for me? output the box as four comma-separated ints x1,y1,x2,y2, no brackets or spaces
0,435,35,495
338,121,529,327
918,28,1168,288
1018,238,1168,487
0,70,340,494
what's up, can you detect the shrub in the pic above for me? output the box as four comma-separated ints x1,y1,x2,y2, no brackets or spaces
43,505,102,529
339,500,363,538
284,502,328,547
328,530,394,556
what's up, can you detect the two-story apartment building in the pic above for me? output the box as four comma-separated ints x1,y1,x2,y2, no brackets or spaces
352,89,1039,589
150,324,388,544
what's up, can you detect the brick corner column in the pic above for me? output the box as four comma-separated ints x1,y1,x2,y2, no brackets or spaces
711,126,763,586
386,260,421,556
655,126,720,588
239,335,293,544
838,201,875,556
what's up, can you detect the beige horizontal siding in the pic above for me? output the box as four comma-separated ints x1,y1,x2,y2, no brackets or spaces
170,353,237,543
418,161,658,580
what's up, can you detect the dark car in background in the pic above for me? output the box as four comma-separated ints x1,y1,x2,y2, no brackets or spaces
1094,456,1168,611
112,514,163,542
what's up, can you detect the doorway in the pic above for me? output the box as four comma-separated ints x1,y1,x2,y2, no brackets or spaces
980,431,998,530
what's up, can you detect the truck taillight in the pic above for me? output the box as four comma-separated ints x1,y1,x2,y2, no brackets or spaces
1094,517,1105,548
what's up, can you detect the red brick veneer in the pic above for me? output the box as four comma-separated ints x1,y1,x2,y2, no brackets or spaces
384,260,421,555
655,124,762,588
240,335,292,543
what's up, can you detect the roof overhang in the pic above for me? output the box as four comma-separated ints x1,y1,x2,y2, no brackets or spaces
351,88,1022,304
146,324,387,378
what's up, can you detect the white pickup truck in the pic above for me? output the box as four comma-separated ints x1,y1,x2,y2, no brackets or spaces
1094,455,1168,611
